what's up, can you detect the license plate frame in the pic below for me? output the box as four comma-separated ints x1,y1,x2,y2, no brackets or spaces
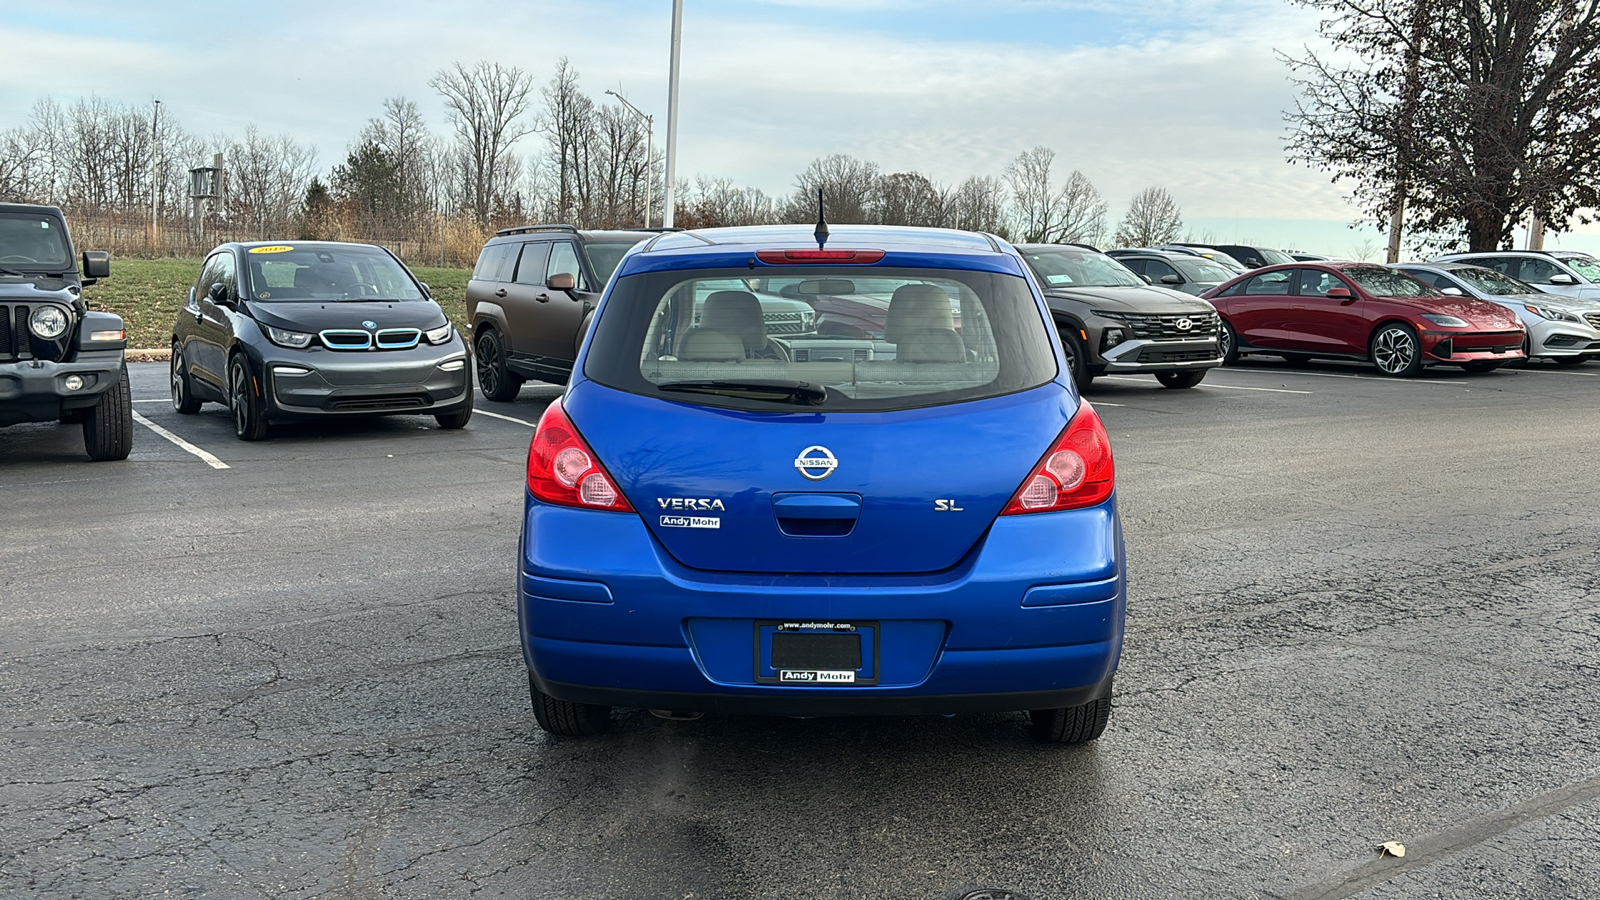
753,619,879,686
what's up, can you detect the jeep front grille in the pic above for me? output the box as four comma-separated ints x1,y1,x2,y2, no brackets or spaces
0,302,71,363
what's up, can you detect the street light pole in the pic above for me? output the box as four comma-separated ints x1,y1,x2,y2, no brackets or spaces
664,0,683,228
605,90,654,228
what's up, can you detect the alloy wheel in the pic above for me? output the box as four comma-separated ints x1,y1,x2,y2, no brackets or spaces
476,334,501,396
1372,327,1416,374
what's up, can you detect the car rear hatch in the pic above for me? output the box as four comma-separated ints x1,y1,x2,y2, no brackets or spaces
565,383,1076,574
571,260,1069,575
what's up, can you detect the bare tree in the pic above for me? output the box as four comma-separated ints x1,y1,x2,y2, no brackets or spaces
875,172,946,227
1003,147,1107,244
675,176,776,228
1114,187,1184,246
432,60,536,223
785,154,880,224
227,126,318,239
537,58,594,223
1283,0,1600,251
946,175,1009,236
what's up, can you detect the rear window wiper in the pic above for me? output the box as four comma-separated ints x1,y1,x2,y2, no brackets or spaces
655,379,828,406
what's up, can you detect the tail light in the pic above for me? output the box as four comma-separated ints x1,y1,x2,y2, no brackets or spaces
526,399,635,512
1000,402,1114,515
755,249,885,264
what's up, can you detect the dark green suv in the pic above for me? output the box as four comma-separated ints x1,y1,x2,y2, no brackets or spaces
0,203,130,460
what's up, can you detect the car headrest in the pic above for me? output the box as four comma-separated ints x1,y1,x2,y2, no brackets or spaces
885,283,955,344
678,329,747,362
701,290,766,348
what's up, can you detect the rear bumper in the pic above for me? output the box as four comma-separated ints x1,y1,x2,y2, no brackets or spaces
0,351,123,426
519,496,1127,715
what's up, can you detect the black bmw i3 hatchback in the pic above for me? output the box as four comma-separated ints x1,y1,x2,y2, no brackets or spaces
170,241,472,440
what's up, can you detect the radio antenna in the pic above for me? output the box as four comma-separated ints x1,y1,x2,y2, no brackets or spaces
813,189,829,249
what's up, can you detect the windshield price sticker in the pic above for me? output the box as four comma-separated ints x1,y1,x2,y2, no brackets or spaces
249,245,295,254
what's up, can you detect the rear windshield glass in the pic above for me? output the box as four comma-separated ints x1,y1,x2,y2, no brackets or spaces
0,213,72,269
1259,248,1297,266
583,242,635,285
584,267,1058,412
1344,266,1439,297
1020,249,1141,287
242,245,424,302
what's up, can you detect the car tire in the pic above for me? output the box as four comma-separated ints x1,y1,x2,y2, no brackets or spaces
475,329,523,402
1030,680,1113,744
1057,325,1094,392
1219,319,1239,366
171,342,202,414
1461,360,1502,374
1551,355,1588,367
529,673,611,736
1156,370,1207,389
83,364,133,462
435,382,474,430
230,355,269,441
1369,323,1424,377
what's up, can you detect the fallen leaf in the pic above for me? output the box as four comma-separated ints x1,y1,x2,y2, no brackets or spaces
1378,841,1406,858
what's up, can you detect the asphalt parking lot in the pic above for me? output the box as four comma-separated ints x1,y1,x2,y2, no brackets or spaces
3,359,1599,899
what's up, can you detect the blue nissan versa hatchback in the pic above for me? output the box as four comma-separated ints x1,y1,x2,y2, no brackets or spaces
518,225,1126,743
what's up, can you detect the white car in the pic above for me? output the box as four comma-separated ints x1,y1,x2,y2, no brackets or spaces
1396,262,1600,365
1430,250,1600,304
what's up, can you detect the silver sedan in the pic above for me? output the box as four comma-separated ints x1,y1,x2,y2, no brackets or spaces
1395,262,1600,365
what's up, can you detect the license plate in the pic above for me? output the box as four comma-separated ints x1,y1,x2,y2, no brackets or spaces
754,620,878,686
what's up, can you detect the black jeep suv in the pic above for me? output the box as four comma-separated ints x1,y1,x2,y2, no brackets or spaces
1016,243,1223,390
0,203,130,460
466,225,660,401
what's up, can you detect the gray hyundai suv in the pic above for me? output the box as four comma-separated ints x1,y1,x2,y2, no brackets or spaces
1016,243,1224,390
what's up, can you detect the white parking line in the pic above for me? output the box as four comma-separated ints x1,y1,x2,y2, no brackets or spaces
1510,367,1600,377
1203,383,1313,395
1226,368,1468,385
131,412,231,470
475,409,541,428
1100,375,1311,395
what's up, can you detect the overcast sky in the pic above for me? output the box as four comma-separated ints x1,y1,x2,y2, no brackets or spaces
4,0,1596,255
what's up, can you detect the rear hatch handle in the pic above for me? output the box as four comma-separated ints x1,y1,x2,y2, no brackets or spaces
772,492,863,538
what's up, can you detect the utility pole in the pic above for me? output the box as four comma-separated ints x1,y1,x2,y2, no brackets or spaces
1386,0,1429,264
150,99,161,251
1527,211,1545,250
663,0,683,228
606,90,654,228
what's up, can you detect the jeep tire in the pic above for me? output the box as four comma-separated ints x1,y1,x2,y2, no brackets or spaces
83,365,133,461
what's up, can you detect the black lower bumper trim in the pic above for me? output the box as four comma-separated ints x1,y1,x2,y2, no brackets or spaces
533,672,1117,716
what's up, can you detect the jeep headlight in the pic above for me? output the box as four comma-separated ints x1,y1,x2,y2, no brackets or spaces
265,325,314,349
29,305,69,339
424,323,454,345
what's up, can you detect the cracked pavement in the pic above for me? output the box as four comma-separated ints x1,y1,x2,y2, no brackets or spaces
2,359,1598,898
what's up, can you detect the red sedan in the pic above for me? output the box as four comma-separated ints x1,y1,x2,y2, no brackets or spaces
1201,263,1527,376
